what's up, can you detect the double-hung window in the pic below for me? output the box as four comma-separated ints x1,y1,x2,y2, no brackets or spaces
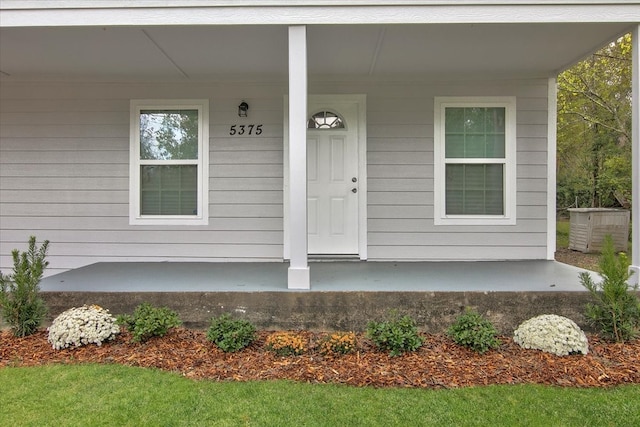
129,99,209,225
434,97,516,225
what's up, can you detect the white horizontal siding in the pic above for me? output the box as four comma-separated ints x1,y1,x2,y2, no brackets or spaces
1,177,128,190
368,232,546,246
0,190,128,203
1,163,129,177
0,150,128,164
1,77,551,276
0,81,286,275
368,218,546,233
327,78,550,261
210,191,283,204
0,124,128,138
0,216,283,231
367,246,547,261
0,203,127,217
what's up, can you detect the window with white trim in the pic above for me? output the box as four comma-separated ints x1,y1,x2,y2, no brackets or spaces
129,100,209,225
434,97,516,225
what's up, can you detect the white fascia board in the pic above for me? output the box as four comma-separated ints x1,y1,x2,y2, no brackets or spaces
4,1,640,8
2,2,639,27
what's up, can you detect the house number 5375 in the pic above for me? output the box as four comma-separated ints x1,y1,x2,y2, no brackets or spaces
229,124,263,135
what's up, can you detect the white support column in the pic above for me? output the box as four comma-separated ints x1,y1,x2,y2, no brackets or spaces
287,25,310,289
631,25,640,285
547,77,558,260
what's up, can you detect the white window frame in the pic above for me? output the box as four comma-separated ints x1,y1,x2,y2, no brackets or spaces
129,99,209,225
434,96,516,226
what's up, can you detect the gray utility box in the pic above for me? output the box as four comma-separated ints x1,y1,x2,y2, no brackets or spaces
568,208,630,253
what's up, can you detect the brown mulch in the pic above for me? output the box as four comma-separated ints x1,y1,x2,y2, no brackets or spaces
555,248,600,272
2,328,639,389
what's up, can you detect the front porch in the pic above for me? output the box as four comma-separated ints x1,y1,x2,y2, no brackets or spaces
42,260,590,293
40,261,598,334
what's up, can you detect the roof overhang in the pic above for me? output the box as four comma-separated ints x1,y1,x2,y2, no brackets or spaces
0,1,637,81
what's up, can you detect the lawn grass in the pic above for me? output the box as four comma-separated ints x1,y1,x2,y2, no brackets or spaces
2,364,639,426
557,219,571,248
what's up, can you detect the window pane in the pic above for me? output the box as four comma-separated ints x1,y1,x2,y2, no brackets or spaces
465,135,486,158
140,109,199,160
445,107,505,159
445,108,464,133
307,111,345,129
464,108,485,133
445,164,504,215
140,165,198,215
485,133,505,158
445,134,465,157
485,107,505,133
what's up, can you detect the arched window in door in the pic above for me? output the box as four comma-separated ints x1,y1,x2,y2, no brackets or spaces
307,111,346,129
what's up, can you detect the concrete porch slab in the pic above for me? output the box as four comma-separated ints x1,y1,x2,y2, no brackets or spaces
40,260,594,293
37,261,601,333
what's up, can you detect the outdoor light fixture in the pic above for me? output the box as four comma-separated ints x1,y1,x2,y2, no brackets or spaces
238,101,249,117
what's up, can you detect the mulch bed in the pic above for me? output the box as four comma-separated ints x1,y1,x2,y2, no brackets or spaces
2,328,639,389
555,248,600,272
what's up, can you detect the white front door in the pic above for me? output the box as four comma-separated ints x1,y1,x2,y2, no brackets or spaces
307,102,360,254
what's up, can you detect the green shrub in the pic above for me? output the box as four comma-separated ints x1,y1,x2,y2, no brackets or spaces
447,307,500,354
117,302,181,343
0,236,49,337
207,314,256,352
580,236,640,342
366,310,423,357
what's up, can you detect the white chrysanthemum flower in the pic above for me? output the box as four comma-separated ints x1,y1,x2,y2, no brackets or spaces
47,305,120,350
513,314,588,356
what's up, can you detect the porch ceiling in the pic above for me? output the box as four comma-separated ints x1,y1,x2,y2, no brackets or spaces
0,22,632,81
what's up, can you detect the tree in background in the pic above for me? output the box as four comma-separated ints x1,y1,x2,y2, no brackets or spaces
140,110,198,160
557,33,632,210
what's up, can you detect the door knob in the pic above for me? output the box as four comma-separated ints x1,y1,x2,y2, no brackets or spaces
352,177,357,183
352,188,358,193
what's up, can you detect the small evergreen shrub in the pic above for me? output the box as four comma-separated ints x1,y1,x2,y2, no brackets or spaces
513,314,588,356
447,307,500,354
48,305,120,350
207,314,256,352
319,331,357,356
265,331,307,356
580,236,640,342
366,310,423,357
117,302,181,343
0,236,49,337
